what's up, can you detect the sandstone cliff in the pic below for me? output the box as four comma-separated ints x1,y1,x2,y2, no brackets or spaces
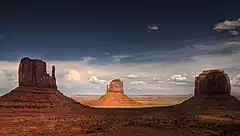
18,57,57,88
106,79,124,93
0,57,89,114
194,69,231,96
175,69,240,112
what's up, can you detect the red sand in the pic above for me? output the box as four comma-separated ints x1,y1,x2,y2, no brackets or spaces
0,86,93,114
197,115,233,122
88,92,142,108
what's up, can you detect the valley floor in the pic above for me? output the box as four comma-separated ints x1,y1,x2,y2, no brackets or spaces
0,107,240,136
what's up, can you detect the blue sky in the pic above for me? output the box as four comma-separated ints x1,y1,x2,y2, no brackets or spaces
0,1,240,96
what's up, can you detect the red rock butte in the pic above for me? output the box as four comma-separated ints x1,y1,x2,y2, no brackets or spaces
106,79,124,93
194,69,231,96
175,69,240,112
0,57,89,114
89,79,141,108
18,57,57,88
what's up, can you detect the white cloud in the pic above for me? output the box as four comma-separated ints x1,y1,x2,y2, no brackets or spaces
158,81,164,84
112,55,129,62
82,57,97,63
88,75,107,84
167,74,194,87
127,74,138,78
129,81,146,85
169,75,187,81
0,62,18,93
231,74,240,85
66,69,82,82
152,77,158,81
176,82,189,85
214,18,240,35
214,19,240,30
230,30,239,35
148,24,159,30
152,77,164,83
104,52,111,55
0,69,17,87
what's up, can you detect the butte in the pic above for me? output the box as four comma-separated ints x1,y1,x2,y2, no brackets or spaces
176,69,240,112
0,57,90,114
89,79,141,108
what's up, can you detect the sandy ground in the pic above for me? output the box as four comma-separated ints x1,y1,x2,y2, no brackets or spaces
1,106,240,136
0,95,240,136
0,110,240,136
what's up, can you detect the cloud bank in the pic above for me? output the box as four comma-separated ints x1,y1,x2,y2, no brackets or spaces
0,39,240,96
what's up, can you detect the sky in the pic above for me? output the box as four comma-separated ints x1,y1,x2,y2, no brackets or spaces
0,1,240,96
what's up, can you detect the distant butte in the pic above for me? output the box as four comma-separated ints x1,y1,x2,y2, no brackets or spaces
89,79,141,108
107,79,124,93
194,69,231,96
176,69,240,112
0,57,89,114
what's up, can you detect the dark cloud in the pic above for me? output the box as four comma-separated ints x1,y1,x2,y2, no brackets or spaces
112,38,240,64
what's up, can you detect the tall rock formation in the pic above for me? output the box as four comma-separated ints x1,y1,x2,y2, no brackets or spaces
18,57,57,88
89,79,141,108
0,57,89,114
106,79,124,93
194,69,231,96
175,69,240,112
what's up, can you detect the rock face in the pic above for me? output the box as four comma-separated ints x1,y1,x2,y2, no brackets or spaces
106,79,124,93
175,69,240,112
0,57,88,114
18,57,57,88
89,79,141,108
194,69,231,96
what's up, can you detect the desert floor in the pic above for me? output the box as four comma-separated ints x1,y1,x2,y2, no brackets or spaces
1,108,240,136
0,95,240,136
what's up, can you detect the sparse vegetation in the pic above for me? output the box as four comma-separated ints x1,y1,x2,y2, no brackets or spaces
0,106,239,136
